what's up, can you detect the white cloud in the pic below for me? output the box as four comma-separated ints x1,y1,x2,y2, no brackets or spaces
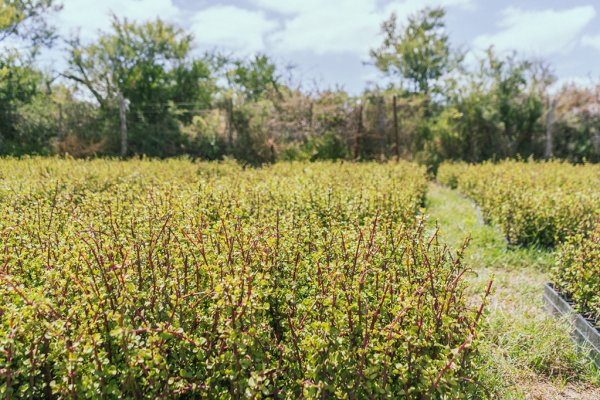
473,6,596,56
249,0,473,56
268,1,380,55
251,0,472,15
46,0,473,59
56,0,181,41
581,34,600,52
189,6,278,54
248,0,308,15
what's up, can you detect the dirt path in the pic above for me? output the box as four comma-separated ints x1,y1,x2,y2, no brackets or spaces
425,183,600,399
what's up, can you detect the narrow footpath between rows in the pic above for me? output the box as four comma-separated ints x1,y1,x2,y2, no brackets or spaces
425,183,600,399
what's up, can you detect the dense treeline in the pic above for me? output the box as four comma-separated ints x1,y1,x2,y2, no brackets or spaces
1,2,599,167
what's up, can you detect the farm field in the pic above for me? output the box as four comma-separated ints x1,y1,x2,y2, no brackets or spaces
1,158,484,399
3,0,600,398
0,158,598,398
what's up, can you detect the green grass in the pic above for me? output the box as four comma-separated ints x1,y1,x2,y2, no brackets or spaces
425,183,600,399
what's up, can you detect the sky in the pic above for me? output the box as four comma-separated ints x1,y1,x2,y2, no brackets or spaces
35,0,600,94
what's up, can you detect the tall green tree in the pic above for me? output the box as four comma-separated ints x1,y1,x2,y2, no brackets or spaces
440,49,554,162
215,54,284,164
227,54,281,102
370,7,455,95
0,52,56,154
0,1,61,154
0,0,61,46
64,16,215,156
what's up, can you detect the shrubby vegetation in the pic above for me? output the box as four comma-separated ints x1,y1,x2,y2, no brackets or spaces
1,4,599,166
437,161,600,246
0,158,491,398
552,222,600,322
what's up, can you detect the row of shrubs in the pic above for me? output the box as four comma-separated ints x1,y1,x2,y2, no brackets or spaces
437,160,599,247
552,222,600,322
0,158,489,399
438,160,600,329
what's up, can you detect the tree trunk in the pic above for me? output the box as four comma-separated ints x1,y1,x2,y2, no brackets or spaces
226,98,234,152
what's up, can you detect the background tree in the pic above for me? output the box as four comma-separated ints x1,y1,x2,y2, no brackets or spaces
64,16,215,156
220,54,283,164
0,3,597,166
370,7,455,95
227,54,281,102
0,0,61,155
369,7,461,171
0,0,61,46
445,49,553,162
551,84,600,162
0,52,55,154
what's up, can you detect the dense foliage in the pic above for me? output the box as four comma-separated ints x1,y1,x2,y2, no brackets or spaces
370,7,455,95
551,84,600,163
0,0,61,46
437,161,600,247
0,52,56,155
0,159,489,398
1,4,599,165
552,222,600,322
437,51,551,163
63,16,215,157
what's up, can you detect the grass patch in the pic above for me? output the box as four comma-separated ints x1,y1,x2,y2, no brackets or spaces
425,183,600,399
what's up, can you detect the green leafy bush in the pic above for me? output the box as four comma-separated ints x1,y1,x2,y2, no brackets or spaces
437,161,600,247
0,159,488,398
281,133,350,162
181,114,227,160
552,221,600,322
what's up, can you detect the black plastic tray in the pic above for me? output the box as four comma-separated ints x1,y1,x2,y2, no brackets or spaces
543,283,600,369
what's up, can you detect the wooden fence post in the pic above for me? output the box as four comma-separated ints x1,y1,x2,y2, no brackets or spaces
393,95,399,160
545,97,556,159
308,100,313,131
354,102,363,160
226,98,234,152
119,92,128,158
58,103,63,140
377,96,386,157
